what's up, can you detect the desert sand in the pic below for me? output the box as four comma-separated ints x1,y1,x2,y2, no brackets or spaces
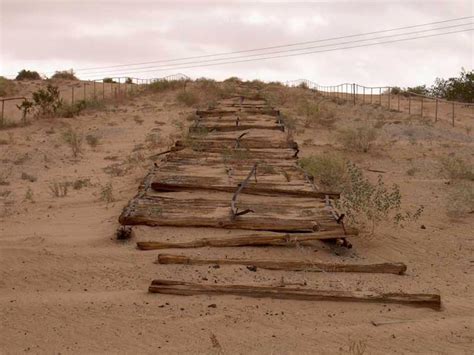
1,80,473,354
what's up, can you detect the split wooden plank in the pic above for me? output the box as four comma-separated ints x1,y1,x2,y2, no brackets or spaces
164,148,298,161
197,108,279,117
148,280,441,310
156,254,407,275
136,230,356,250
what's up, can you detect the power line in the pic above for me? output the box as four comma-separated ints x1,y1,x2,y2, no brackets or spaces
82,28,473,78
65,15,473,74
78,22,472,77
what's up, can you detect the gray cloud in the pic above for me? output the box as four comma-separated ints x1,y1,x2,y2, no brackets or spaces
1,0,472,86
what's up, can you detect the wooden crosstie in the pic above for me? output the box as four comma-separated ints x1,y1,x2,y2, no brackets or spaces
118,92,440,309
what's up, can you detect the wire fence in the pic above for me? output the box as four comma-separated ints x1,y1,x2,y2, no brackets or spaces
0,73,191,126
285,79,474,127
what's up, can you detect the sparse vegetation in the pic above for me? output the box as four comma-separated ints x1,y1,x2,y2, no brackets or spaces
15,69,41,81
62,128,83,158
0,76,16,96
24,187,34,202
48,181,69,197
446,182,474,218
439,156,474,181
103,78,117,83
148,79,184,92
72,178,91,190
21,172,37,182
85,134,100,148
32,84,63,118
100,182,114,203
51,70,78,81
177,91,198,106
299,154,347,191
338,123,378,153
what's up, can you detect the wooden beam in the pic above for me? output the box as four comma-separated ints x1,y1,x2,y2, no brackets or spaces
136,230,357,250
148,280,441,310
156,254,406,275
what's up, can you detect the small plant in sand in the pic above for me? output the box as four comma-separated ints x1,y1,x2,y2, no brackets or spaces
21,172,37,182
133,115,144,125
24,187,34,203
439,156,474,181
338,123,378,153
100,182,114,203
16,99,34,124
62,128,83,158
334,162,424,233
72,178,91,190
48,181,69,197
85,134,100,148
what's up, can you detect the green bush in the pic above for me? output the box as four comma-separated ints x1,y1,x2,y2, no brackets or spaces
335,162,423,233
51,70,78,80
32,84,63,117
15,69,41,81
431,68,473,103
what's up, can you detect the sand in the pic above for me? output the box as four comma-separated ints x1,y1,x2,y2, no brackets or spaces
1,82,473,354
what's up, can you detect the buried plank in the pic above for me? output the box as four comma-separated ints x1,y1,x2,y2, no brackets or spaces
197,108,279,117
156,254,407,275
164,148,298,161
148,280,441,310
136,230,357,250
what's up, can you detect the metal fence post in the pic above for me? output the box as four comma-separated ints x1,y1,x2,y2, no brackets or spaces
102,81,105,100
435,99,438,122
370,88,373,103
379,87,382,105
353,83,356,105
1,100,4,126
452,102,455,126
388,87,391,110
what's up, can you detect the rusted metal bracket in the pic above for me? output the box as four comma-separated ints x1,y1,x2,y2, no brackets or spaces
231,163,258,219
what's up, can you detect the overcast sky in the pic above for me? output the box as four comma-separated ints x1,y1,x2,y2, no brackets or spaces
0,0,472,86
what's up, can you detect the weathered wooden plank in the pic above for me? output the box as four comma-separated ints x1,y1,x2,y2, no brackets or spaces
156,254,406,275
136,230,357,250
119,194,340,232
148,280,441,310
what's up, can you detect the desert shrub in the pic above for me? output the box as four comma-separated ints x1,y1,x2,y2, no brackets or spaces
48,181,68,197
24,187,34,202
16,99,34,123
15,70,41,81
58,99,105,118
148,79,184,92
21,172,37,182
224,77,242,84
446,181,474,217
298,82,309,89
439,156,474,181
390,87,402,95
335,162,423,233
103,78,116,83
299,154,347,191
51,70,78,80
125,77,133,84
72,178,91,190
100,182,114,203
62,128,83,158
32,84,63,117
431,68,473,103
338,124,378,153
176,91,198,106
0,77,16,96
85,134,100,147
279,113,296,132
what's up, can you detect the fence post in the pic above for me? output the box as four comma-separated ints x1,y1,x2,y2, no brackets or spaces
408,95,411,114
452,102,455,126
435,99,438,122
1,100,4,126
379,87,382,105
83,82,86,101
93,81,96,99
398,94,400,111
352,83,356,105
420,97,423,118
363,87,365,104
103,81,105,100
72,87,75,105
388,87,391,110
370,88,373,104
